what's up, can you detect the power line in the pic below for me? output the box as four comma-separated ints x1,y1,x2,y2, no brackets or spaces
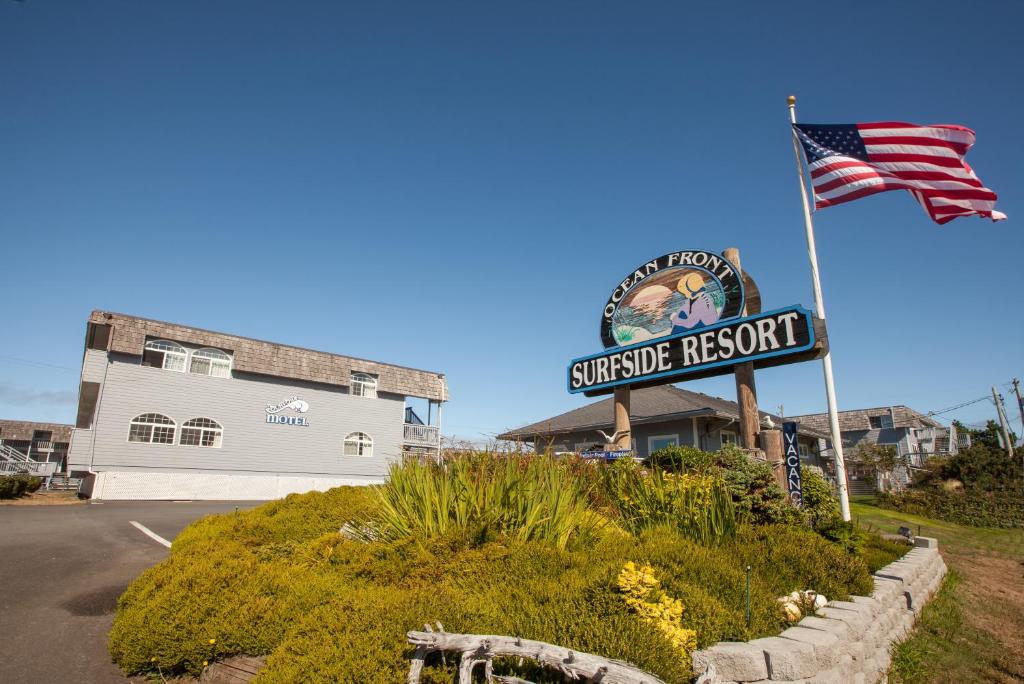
0,355,79,373
926,395,991,417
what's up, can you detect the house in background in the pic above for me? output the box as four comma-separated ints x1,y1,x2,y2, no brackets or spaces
790,405,957,494
498,385,829,466
0,420,73,472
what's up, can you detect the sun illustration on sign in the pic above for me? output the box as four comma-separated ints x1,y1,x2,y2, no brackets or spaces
611,267,727,345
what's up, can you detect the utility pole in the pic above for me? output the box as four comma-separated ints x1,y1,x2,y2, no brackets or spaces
1012,379,1024,445
992,386,1014,458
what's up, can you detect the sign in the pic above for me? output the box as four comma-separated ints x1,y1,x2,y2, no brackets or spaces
579,449,634,461
265,396,310,427
569,306,817,394
600,250,745,348
783,421,803,508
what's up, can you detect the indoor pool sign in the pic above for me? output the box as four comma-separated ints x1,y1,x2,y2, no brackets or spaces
569,249,827,396
265,396,310,426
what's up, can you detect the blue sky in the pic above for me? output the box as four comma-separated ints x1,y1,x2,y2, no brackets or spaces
2,0,1021,441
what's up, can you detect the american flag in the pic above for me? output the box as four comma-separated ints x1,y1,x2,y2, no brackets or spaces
793,122,1006,224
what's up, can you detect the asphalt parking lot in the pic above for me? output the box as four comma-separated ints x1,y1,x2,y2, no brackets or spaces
0,500,261,683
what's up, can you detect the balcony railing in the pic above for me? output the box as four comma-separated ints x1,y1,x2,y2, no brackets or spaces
403,423,439,446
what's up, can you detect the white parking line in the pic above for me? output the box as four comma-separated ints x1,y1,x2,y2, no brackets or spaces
129,520,172,548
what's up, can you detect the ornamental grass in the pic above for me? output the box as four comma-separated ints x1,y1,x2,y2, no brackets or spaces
361,454,604,549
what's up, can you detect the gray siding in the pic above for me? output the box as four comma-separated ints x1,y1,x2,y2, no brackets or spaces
82,349,108,383
70,354,406,479
546,418,821,462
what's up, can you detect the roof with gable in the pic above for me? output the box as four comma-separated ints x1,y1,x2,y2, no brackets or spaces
497,385,829,441
788,405,942,434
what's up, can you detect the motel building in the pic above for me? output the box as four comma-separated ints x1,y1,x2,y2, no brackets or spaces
498,385,830,469
66,311,447,500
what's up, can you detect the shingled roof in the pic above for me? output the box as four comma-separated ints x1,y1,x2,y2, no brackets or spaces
498,385,829,441
789,405,942,433
87,311,448,402
0,420,74,442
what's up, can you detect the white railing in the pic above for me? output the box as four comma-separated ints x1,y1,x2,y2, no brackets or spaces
0,443,57,476
403,423,439,446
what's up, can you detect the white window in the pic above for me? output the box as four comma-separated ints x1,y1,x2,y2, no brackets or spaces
189,348,232,378
351,372,378,398
721,430,738,447
798,442,810,458
128,413,176,444
143,340,187,372
648,434,679,454
344,432,373,457
179,418,223,448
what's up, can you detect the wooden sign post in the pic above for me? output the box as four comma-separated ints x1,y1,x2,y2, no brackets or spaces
613,386,631,450
723,247,760,450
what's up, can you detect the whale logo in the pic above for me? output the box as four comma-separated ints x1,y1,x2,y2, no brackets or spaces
265,397,310,415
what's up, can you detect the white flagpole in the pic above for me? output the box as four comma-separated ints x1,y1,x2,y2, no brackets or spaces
787,95,852,522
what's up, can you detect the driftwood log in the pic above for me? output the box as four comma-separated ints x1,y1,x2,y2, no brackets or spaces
407,623,666,684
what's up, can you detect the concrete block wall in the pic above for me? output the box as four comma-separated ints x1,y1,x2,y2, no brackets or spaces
693,537,946,684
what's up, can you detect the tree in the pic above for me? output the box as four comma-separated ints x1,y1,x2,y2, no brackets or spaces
853,442,902,491
953,420,1018,451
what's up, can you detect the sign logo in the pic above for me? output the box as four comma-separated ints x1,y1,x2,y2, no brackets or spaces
783,421,803,508
600,250,745,348
570,306,816,394
265,396,310,426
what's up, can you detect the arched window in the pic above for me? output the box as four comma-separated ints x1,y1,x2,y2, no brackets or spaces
351,372,377,398
189,348,232,378
179,418,223,448
143,340,187,372
128,413,176,444
343,432,373,457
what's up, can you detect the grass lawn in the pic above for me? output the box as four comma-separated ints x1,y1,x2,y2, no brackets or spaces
850,496,1024,683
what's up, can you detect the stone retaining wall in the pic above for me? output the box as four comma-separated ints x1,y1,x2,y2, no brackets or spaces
693,537,946,684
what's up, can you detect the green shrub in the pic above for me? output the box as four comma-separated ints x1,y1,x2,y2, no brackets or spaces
877,443,1024,528
600,459,737,543
646,445,714,472
0,474,41,499
652,445,800,525
109,457,886,682
878,488,1024,528
860,533,909,573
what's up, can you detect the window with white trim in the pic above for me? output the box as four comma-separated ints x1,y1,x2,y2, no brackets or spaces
721,430,738,447
648,434,679,454
179,418,223,447
143,340,187,372
128,413,176,444
351,372,378,398
189,348,232,378
343,431,373,457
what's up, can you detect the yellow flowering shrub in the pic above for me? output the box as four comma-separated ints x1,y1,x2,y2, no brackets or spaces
617,561,697,658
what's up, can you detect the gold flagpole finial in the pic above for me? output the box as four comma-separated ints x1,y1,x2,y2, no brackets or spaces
787,95,796,106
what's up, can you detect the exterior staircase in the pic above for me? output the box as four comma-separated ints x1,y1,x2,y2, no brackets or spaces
0,443,57,476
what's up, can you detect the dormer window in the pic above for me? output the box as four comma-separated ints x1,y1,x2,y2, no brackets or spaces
869,414,894,429
143,340,187,372
190,348,232,378
351,372,377,398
